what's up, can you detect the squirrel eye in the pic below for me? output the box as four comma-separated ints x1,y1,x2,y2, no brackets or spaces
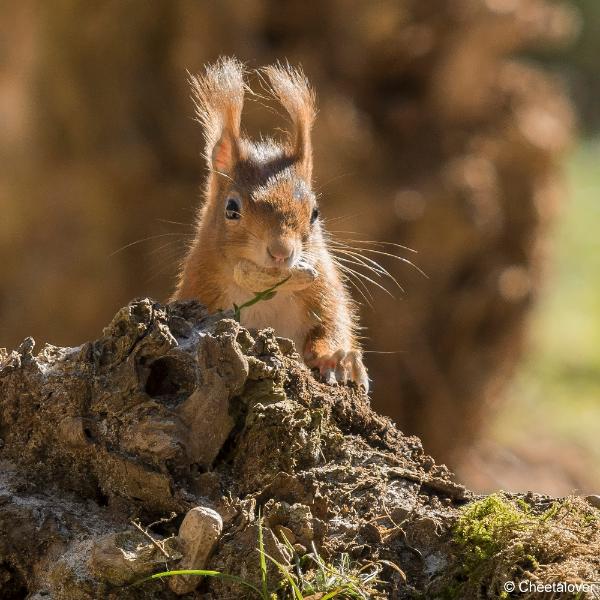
225,197,241,220
310,207,319,224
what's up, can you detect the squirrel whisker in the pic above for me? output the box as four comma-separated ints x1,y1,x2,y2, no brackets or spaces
326,233,418,253
333,257,395,299
329,248,404,292
155,219,195,228
109,233,195,258
301,248,374,307
147,239,191,258
341,246,427,278
308,240,403,293
334,264,375,308
325,237,426,278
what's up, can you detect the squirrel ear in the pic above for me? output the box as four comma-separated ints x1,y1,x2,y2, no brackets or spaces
190,57,246,175
211,128,237,174
263,63,316,182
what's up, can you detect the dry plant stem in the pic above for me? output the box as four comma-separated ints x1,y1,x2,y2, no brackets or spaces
131,520,172,560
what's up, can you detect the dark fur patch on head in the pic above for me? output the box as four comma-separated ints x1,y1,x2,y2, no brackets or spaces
233,140,297,190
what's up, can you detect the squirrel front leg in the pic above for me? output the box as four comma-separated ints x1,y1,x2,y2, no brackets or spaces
303,322,369,393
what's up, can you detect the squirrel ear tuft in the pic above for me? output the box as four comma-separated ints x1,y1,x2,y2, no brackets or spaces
263,63,316,182
190,57,246,175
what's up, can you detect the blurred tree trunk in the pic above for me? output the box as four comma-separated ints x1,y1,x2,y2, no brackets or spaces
0,0,576,465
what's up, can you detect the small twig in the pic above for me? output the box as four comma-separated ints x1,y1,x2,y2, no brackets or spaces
387,466,469,500
131,519,171,560
146,511,178,531
379,503,423,560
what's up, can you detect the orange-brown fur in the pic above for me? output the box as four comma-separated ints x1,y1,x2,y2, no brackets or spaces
172,58,368,390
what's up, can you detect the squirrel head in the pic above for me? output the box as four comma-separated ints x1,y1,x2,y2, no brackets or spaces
190,58,322,273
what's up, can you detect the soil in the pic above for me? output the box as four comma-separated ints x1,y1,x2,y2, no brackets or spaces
0,299,597,599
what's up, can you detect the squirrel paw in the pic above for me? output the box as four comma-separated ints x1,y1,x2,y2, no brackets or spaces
305,349,369,393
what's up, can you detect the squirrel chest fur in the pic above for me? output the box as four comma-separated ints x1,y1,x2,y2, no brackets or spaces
230,285,309,351
172,57,368,391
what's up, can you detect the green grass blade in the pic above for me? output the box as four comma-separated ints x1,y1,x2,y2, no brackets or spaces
262,550,304,600
147,569,221,579
139,569,263,597
258,516,269,599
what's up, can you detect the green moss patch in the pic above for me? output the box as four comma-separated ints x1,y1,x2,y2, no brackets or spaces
440,494,600,599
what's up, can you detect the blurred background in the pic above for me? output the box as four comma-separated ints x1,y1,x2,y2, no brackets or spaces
1,0,598,495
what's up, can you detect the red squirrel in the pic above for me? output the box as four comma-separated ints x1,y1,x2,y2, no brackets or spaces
172,58,368,392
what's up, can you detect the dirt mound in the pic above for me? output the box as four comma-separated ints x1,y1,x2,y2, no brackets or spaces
0,299,597,598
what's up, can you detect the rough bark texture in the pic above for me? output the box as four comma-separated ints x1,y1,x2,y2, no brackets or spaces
0,300,597,599
0,0,578,466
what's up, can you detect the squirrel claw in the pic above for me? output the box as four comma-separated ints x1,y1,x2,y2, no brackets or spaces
322,368,337,386
306,349,369,393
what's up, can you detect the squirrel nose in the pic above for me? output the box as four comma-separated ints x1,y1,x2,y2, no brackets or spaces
267,244,293,265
